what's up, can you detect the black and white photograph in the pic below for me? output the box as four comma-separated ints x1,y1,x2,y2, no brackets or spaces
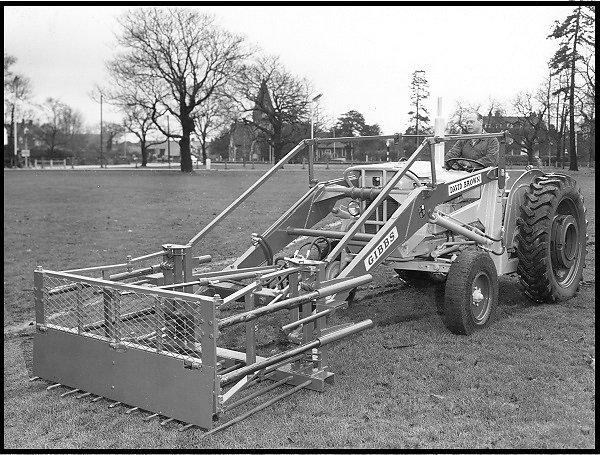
4,3,595,450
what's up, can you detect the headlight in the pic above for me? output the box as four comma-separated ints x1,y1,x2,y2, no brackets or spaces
348,200,361,217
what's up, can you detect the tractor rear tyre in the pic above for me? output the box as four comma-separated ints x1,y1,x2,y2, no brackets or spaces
443,248,498,335
515,174,587,303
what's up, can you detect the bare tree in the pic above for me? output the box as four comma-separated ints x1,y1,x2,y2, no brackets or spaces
92,83,162,167
192,94,236,164
511,91,549,163
548,5,595,170
4,51,33,165
107,7,249,172
102,122,126,160
483,97,505,131
552,72,571,167
576,53,595,166
232,55,311,161
36,98,83,157
121,106,162,167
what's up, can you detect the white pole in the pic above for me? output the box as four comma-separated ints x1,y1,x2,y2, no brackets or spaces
311,103,315,163
311,93,322,166
333,128,336,158
14,121,17,160
434,97,445,172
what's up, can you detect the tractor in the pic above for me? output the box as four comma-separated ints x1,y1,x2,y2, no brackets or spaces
306,132,588,335
31,117,587,434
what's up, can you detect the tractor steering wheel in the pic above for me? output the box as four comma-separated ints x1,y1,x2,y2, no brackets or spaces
446,158,486,172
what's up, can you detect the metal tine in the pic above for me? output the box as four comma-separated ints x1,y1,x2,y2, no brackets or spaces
219,362,244,375
160,417,175,426
76,392,92,399
29,376,40,381
143,413,160,421
202,379,313,437
92,396,104,402
108,401,122,408
178,423,195,432
46,383,61,390
223,375,293,412
60,388,80,397
125,406,140,414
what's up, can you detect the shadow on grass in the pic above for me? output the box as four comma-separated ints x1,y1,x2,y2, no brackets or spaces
342,272,541,334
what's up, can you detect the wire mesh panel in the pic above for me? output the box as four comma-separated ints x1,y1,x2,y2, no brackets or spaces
41,273,211,362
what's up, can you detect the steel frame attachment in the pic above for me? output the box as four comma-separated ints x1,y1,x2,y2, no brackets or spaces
34,128,531,433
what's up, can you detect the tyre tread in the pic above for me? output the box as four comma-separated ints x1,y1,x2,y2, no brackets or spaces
515,174,587,303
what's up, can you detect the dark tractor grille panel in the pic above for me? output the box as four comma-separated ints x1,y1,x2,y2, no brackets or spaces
365,198,399,234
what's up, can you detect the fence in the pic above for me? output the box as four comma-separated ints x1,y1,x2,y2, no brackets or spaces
38,272,214,364
34,159,67,169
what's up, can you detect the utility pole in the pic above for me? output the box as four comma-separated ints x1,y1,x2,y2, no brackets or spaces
309,93,322,184
13,119,17,168
332,127,336,159
100,93,103,168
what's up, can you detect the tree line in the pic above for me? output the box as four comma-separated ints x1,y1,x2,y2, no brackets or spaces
407,5,594,170
4,6,595,171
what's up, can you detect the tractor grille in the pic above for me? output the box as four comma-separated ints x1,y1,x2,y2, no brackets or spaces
365,198,399,234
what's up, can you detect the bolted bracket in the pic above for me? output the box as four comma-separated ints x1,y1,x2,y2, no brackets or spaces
183,359,202,370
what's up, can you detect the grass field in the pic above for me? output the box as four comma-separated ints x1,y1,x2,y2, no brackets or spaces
3,164,595,449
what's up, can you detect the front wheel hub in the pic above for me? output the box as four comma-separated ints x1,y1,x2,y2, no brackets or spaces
471,273,491,323
551,214,579,269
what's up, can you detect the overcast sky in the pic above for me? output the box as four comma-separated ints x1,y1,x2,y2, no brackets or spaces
4,4,576,135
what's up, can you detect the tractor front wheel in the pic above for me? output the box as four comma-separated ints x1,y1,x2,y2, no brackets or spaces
515,174,587,303
443,248,498,335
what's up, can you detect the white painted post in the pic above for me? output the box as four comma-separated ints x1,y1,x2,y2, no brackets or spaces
434,97,445,172
206,158,211,170
13,121,17,162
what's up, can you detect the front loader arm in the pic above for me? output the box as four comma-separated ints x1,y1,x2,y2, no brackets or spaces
339,167,498,279
231,181,346,269
338,186,433,278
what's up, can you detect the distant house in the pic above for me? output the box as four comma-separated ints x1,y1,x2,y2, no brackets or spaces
315,140,351,161
113,140,142,159
485,111,547,135
483,111,548,156
147,140,180,161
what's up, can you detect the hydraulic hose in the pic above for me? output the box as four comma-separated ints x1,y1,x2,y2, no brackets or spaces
254,234,274,265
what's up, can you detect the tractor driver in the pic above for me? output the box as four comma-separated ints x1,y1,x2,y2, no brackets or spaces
444,112,499,171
